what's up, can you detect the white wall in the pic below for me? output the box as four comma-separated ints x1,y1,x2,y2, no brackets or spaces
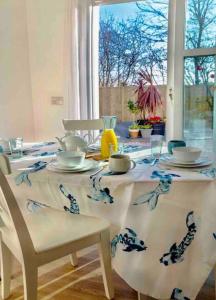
0,0,35,141
0,0,71,141
26,0,67,141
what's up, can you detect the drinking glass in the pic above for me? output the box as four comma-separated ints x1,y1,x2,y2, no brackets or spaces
151,135,163,160
9,138,23,159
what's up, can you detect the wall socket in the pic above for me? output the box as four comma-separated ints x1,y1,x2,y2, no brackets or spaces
51,96,64,105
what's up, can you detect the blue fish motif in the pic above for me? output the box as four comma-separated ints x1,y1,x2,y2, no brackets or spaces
33,151,56,157
171,288,190,300
15,161,47,186
31,142,56,148
136,157,155,165
26,199,49,213
200,168,216,178
111,227,147,257
123,145,143,153
213,233,216,240
87,174,114,204
59,184,80,214
133,170,180,210
160,211,196,266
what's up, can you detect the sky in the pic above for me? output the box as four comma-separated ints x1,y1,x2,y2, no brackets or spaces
100,2,140,20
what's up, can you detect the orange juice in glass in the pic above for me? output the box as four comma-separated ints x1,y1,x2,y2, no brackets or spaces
101,116,118,159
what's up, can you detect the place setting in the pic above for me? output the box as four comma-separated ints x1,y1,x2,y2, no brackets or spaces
159,140,213,170
47,151,102,173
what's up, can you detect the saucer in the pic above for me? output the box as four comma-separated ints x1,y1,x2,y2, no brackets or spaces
47,159,99,173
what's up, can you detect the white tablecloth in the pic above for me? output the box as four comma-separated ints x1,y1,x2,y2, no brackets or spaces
6,142,216,300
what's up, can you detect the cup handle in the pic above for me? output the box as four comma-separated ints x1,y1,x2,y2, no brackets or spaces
130,160,136,170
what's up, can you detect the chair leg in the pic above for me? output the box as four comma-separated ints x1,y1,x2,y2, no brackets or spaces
70,252,78,267
0,241,12,299
137,292,147,300
98,229,114,300
22,265,38,300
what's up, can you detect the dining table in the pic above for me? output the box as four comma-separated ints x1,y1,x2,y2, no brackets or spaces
5,141,216,300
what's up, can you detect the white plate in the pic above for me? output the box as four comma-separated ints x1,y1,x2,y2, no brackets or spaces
162,156,206,165
47,160,99,173
160,157,212,168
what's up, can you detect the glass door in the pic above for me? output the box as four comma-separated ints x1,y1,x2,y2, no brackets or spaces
183,0,216,152
184,55,216,151
166,0,216,151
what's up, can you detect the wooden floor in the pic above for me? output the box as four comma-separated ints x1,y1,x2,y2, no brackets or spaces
2,246,215,300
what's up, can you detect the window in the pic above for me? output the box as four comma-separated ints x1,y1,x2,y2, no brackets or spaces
98,1,168,123
94,0,216,149
166,0,216,151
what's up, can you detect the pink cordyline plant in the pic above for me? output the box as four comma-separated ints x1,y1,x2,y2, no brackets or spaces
135,70,162,120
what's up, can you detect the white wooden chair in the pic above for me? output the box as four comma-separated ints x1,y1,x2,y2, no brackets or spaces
0,157,114,300
62,119,104,132
62,119,104,143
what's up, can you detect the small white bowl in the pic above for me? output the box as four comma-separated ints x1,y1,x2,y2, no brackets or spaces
172,147,201,162
56,151,85,168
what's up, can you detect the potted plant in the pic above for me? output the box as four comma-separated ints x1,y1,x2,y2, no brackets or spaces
127,99,140,121
135,71,163,126
128,123,140,139
139,124,153,139
148,116,166,136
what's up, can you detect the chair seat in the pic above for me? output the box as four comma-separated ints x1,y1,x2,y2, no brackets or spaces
1,207,110,253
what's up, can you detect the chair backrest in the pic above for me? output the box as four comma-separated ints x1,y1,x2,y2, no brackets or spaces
62,119,104,131
0,154,11,175
0,168,35,259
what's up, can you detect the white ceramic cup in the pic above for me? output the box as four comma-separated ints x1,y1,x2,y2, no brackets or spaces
109,154,136,174
57,151,85,168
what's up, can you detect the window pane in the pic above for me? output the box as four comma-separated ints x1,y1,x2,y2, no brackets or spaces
99,0,168,136
184,55,216,151
185,0,216,49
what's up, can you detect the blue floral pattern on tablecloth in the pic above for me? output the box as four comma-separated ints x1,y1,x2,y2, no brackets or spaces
33,151,56,157
160,211,196,266
200,167,216,178
111,228,147,257
15,161,47,186
26,199,50,213
123,144,145,153
133,170,181,210
87,174,114,204
59,184,80,214
171,288,190,300
31,141,56,149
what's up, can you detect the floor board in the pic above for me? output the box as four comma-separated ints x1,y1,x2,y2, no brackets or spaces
2,247,215,300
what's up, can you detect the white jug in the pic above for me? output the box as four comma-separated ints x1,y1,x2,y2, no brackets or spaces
56,133,92,152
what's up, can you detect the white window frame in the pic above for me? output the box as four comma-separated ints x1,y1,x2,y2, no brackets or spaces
93,0,216,142
166,0,216,141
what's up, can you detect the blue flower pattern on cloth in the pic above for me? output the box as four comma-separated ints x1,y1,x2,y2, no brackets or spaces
26,199,49,213
160,211,197,266
171,288,190,300
59,184,80,214
200,167,216,178
133,170,180,210
15,161,47,186
111,227,147,257
33,151,56,157
31,141,56,148
87,174,114,204
136,157,155,165
122,145,144,153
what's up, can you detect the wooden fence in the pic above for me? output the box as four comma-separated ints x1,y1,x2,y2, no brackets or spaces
99,85,213,126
